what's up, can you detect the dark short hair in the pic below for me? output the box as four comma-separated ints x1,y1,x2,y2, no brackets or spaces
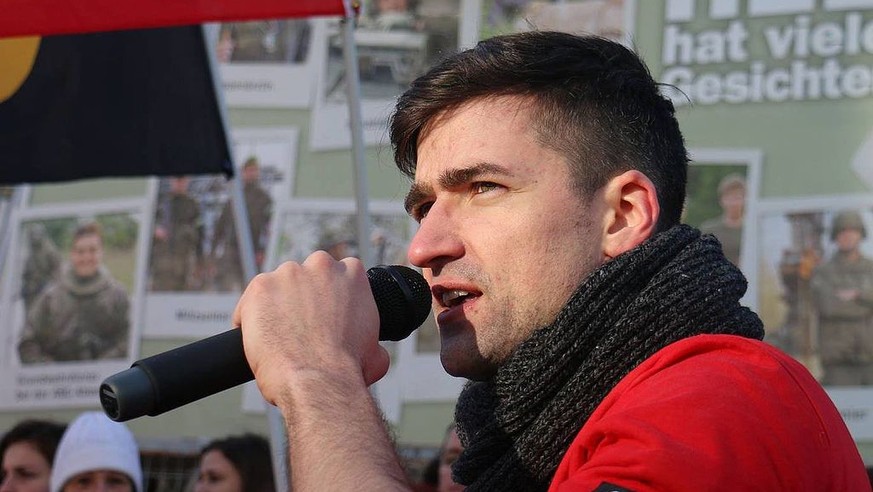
390,31,688,231
201,433,275,492
0,419,67,467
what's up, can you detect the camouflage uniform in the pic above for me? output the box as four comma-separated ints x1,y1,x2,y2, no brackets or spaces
150,192,202,291
810,212,873,385
20,226,62,312
699,219,742,267
18,264,130,363
699,173,745,267
211,181,273,291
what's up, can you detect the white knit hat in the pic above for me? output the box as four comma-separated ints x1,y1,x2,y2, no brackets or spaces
50,411,143,492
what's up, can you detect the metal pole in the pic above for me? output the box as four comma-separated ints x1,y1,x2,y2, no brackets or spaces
341,0,374,268
200,23,289,492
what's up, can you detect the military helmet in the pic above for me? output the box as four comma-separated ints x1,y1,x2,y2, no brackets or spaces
831,210,867,240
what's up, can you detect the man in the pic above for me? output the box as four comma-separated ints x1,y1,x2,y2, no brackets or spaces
19,221,130,363
233,32,868,490
811,210,873,386
698,173,746,267
211,157,273,291
150,176,203,291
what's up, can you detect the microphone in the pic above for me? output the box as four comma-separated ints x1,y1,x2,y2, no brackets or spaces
100,265,431,422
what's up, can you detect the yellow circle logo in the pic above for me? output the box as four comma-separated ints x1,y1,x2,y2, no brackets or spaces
0,36,41,103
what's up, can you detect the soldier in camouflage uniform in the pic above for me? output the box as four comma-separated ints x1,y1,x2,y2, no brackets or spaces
810,210,873,385
149,176,203,291
18,221,130,364
211,158,273,291
20,223,62,313
699,174,745,267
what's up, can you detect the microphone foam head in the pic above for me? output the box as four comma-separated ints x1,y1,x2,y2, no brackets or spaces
368,265,431,341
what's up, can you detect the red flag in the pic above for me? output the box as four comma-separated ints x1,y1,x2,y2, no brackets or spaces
0,1,345,38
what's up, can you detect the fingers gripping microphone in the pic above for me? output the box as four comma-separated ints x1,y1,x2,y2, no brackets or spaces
100,265,431,422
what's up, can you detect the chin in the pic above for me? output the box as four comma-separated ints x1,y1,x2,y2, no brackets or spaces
440,351,497,381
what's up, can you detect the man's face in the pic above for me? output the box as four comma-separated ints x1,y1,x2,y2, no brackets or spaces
170,176,190,194
242,164,260,184
720,186,745,220
70,233,103,278
406,96,606,380
835,228,863,253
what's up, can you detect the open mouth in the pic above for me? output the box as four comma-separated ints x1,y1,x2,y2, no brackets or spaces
438,289,480,308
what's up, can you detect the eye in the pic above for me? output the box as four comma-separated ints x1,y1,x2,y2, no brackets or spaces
107,472,128,485
412,202,433,222
473,182,501,194
74,475,94,486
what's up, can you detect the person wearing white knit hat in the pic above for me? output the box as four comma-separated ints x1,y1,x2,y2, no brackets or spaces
49,412,141,492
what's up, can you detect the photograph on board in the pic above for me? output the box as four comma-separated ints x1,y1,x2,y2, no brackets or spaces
684,165,750,269
310,0,477,150
480,0,630,44
267,200,412,270
215,19,318,108
0,202,146,409
142,127,298,338
14,216,138,364
758,200,873,388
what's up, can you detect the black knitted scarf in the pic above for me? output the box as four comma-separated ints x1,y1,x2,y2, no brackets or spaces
453,225,764,491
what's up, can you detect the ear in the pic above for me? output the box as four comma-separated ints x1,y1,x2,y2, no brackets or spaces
601,170,659,258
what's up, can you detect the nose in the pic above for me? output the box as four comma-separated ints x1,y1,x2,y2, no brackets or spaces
407,203,464,271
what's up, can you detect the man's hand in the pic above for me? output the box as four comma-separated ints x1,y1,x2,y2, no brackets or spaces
232,251,389,406
231,252,409,490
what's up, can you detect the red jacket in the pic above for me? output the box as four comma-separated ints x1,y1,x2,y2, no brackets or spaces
549,335,870,491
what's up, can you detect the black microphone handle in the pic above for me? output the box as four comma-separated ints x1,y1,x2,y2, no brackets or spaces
100,265,430,422
100,329,251,422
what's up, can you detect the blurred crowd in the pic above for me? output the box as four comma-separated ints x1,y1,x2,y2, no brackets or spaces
1,413,461,492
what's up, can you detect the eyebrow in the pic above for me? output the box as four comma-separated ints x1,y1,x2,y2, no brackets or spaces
404,162,515,215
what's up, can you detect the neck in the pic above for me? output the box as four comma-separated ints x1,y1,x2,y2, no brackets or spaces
453,225,763,491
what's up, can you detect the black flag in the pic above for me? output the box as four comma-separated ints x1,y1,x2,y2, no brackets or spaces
0,26,232,184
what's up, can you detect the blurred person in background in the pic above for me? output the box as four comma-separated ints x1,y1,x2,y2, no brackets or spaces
18,221,130,363
811,210,873,386
0,419,66,492
50,412,142,492
211,158,273,291
699,173,746,267
193,434,275,492
150,176,203,292
436,424,464,492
